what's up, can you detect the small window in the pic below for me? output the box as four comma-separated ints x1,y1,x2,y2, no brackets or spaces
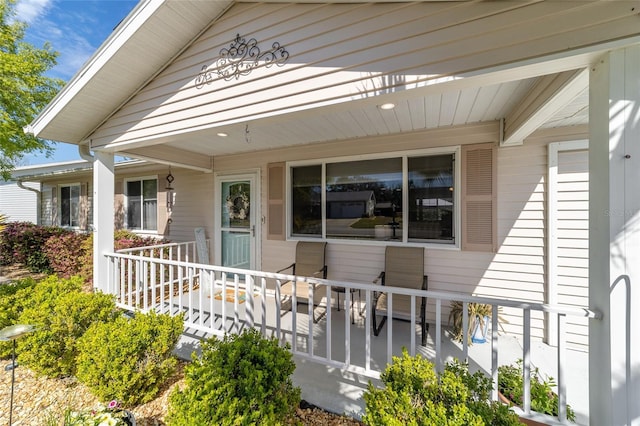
126,178,158,231
60,184,80,227
291,165,322,237
408,154,455,242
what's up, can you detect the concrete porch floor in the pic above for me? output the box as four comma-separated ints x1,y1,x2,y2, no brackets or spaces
169,292,589,425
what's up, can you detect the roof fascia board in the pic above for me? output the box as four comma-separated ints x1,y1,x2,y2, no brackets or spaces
79,1,234,145
9,159,149,181
25,0,166,138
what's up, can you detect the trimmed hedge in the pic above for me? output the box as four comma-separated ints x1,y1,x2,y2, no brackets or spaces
362,350,521,426
166,329,301,426
0,277,39,358
16,276,119,377
76,311,184,406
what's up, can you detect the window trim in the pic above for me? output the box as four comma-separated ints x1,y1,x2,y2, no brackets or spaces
58,182,82,229
286,147,461,249
124,176,159,233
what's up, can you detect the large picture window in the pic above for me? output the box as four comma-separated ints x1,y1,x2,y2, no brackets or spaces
126,178,157,231
290,151,456,244
60,184,80,228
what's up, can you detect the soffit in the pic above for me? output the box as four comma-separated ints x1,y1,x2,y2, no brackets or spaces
28,0,233,143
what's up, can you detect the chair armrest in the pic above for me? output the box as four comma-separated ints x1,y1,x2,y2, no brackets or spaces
372,271,385,285
373,271,385,304
311,265,328,279
276,263,295,274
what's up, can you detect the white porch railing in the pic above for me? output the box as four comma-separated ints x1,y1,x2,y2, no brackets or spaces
106,240,600,424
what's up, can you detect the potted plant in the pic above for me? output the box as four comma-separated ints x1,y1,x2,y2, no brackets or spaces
498,360,575,423
448,301,495,344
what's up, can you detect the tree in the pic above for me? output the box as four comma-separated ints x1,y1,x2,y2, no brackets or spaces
0,0,64,180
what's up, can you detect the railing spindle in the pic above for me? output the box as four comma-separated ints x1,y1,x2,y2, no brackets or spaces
523,308,532,414
557,313,567,423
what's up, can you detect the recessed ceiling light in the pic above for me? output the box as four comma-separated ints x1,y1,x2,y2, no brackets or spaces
379,103,396,110
217,132,228,137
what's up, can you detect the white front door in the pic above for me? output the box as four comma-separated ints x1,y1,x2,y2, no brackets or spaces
216,173,259,270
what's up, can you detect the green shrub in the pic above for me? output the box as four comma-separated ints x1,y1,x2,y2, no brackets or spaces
17,276,119,377
0,277,38,358
166,329,301,426
362,350,522,426
498,360,575,421
76,311,184,406
43,232,91,278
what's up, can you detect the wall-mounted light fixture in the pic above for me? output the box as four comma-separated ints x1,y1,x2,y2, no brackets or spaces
166,169,175,212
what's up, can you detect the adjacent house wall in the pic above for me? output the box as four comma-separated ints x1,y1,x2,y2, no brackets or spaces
0,181,39,223
40,178,93,230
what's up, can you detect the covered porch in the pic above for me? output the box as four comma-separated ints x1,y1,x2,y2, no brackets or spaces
24,2,640,425
110,240,597,424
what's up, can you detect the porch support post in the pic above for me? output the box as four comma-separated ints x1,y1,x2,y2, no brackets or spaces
93,151,115,293
589,45,640,426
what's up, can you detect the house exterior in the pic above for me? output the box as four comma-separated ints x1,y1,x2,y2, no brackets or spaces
2,161,106,225
24,1,640,424
7,160,200,240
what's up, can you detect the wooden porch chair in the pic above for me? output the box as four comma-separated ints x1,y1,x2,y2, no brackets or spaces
372,246,428,346
277,241,328,323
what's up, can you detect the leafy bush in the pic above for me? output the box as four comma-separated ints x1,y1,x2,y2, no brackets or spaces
362,350,522,426
76,311,184,406
43,232,90,278
166,329,301,426
0,222,72,272
77,230,167,284
0,222,69,271
498,360,575,421
0,277,38,358
17,276,119,377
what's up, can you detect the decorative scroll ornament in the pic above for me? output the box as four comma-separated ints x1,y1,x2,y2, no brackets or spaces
195,34,289,89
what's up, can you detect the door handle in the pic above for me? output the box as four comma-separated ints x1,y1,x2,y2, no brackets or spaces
251,225,255,237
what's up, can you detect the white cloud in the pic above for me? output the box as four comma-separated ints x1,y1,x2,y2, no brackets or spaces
15,0,53,24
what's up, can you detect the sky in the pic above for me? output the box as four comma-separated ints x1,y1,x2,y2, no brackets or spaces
16,0,138,165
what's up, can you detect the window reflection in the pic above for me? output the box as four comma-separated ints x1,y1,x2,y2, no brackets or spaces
408,155,454,242
289,152,456,244
326,158,402,240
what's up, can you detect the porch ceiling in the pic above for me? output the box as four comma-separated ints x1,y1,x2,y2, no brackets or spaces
29,0,632,170
121,72,589,161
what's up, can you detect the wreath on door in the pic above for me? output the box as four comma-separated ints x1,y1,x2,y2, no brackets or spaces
226,191,249,220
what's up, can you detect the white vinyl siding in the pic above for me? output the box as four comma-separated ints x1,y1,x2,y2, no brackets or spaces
549,143,589,350
0,181,39,223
